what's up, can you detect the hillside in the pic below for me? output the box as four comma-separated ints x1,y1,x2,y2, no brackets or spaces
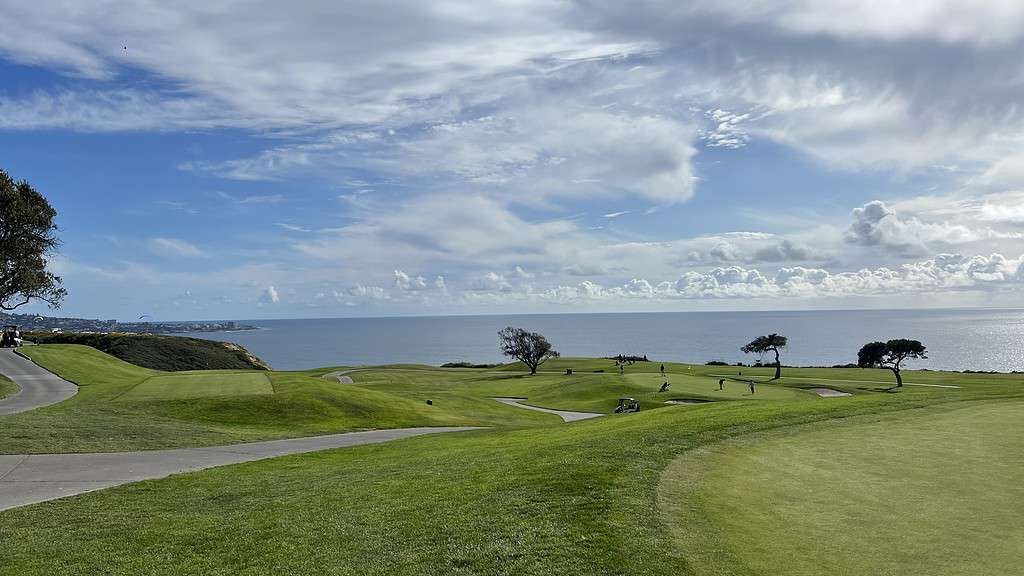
24,332,271,371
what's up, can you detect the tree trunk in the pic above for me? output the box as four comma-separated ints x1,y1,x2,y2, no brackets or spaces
892,367,903,387
773,348,781,380
529,362,537,375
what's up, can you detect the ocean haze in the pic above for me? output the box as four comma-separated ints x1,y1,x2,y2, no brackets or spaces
182,308,1024,372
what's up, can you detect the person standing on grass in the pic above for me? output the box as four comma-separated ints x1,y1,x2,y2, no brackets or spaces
748,380,756,395
718,378,725,391
660,364,665,376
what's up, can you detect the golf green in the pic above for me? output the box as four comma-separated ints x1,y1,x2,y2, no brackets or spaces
117,372,273,401
659,400,1024,576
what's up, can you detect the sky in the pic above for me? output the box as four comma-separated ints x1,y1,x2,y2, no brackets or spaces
2,0,1024,321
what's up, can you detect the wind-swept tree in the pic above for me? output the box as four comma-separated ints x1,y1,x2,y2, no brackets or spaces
498,326,560,375
857,339,927,388
741,333,787,380
1,170,66,311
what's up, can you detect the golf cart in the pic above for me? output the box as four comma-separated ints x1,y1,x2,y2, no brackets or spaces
1,325,22,348
614,397,640,413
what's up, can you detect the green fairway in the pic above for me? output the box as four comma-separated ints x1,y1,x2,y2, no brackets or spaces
1,345,1021,574
625,373,810,402
659,401,1024,576
0,373,17,400
118,371,273,401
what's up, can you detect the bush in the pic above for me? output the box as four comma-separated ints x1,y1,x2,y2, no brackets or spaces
24,332,269,371
705,360,729,366
440,362,499,369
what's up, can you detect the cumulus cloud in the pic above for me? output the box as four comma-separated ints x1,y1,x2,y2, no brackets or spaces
681,235,826,265
260,285,280,304
347,284,388,300
394,270,428,291
845,200,1019,256
539,253,1024,303
473,272,514,292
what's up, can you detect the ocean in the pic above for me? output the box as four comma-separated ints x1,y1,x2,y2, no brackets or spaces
181,308,1024,372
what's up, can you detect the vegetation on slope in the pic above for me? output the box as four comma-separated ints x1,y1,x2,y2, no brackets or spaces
25,332,270,371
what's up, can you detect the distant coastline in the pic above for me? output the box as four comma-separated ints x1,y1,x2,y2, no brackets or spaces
0,312,258,335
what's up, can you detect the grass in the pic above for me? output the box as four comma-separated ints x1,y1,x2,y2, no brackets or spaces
0,348,1021,574
0,373,18,400
659,400,1024,576
1,389,1016,574
118,372,273,401
0,345,547,453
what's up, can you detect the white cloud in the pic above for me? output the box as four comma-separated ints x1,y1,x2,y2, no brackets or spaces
260,285,280,304
347,284,388,300
473,272,514,292
394,270,428,291
539,252,1024,303
149,237,208,258
275,223,312,233
845,200,1020,256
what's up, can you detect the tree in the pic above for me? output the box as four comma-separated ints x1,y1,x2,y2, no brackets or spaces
857,339,927,388
0,169,66,311
741,333,787,380
498,326,560,375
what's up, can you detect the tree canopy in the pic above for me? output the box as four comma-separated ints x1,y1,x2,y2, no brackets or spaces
498,326,560,374
857,339,927,387
0,169,66,311
741,333,787,379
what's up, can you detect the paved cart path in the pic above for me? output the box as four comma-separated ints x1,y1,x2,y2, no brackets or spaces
0,426,481,512
491,397,604,422
0,348,78,415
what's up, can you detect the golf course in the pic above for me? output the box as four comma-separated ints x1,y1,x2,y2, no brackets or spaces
0,342,1021,575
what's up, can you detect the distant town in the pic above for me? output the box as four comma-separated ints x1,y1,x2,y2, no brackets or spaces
0,312,257,334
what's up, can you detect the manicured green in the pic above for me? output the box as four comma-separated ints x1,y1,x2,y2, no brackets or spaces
24,332,270,371
118,372,273,401
659,401,1024,576
0,372,17,400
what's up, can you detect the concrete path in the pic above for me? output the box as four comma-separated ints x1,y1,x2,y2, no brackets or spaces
0,348,78,415
321,369,354,383
491,397,603,422
0,426,480,512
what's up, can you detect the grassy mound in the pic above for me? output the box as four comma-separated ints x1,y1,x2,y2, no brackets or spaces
24,332,270,371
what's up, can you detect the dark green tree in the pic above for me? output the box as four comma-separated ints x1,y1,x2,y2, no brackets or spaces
857,339,927,388
741,333,788,380
0,169,66,311
498,326,559,374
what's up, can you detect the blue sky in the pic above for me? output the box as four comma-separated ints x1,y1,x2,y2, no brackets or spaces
2,1,1024,320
